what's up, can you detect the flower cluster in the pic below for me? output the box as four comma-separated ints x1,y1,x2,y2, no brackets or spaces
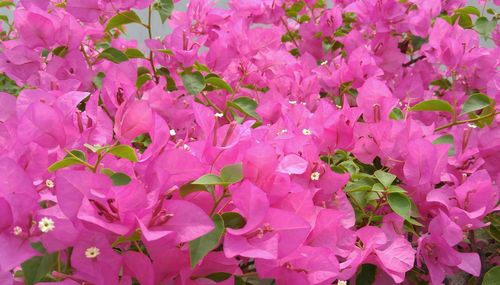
0,0,499,284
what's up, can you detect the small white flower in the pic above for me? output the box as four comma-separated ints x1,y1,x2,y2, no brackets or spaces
45,179,54,188
277,129,288,135
467,123,478,129
335,104,342,109
38,217,55,233
289,100,297,105
85,246,100,259
183,144,191,151
214,113,224,118
169,129,177,136
337,281,347,285
320,60,328,66
302,129,312,135
12,226,22,236
310,172,320,181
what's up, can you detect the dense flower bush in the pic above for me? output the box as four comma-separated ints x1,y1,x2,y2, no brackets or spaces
0,0,499,284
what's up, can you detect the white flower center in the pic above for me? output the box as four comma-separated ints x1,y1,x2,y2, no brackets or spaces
302,129,312,135
45,179,55,188
288,100,297,105
169,129,177,136
12,226,22,236
85,246,101,259
38,217,55,233
337,281,347,285
214,113,224,118
310,172,320,181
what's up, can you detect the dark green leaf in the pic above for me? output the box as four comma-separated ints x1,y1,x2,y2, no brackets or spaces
204,272,232,282
227,97,262,121
154,0,174,23
181,71,206,95
52,46,68,57
430,78,452,90
388,192,412,220
356,264,377,285
411,99,454,113
461,93,491,115
221,212,246,229
433,134,456,156
48,158,85,172
124,48,146,59
180,183,209,197
112,230,141,246
21,253,57,285
64,150,87,162
107,145,138,162
482,266,500,285
220,163,243,184
0,73,22,96
189,214,225,268
374,170,396,188
192,174,223,185
110,172,132,186
205,76,233,94
98,47,129,64
105,11,142,32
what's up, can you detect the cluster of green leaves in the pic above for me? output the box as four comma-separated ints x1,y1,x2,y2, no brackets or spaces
19,243,60,285
0,73,22,96
324,151,421,228
412,92,497,129
48,144,138,186
441,6,498,39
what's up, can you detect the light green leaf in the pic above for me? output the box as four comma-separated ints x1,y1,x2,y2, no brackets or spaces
110,172,132,186
136,73,152,89
221,212,246,229
374,170,396,188
64,150,87,162
107,145,138,162
227,97,262,121
0,1,15,8
387,185,407,194
220,163,243,184
48,158,85,172
206,76,234,94
105,11,142,32
389,107,404,120
192,174,223,185
194,62,211,72
21,252,57,285
92,72,106,88
461,93,491,115
189,214,225,268
411,99,454,113
124,48,146,59
433,134,456,156
482,266,500,285
475,17,497,38
180,183,209,197
154,0,174,23
388,192,412,220
98,47,129,64
455,6,481,17
181,71,206,95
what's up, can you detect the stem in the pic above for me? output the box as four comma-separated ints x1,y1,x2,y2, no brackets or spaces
435,111,499,131
210,191,230,216
147,5,158,80
402,55,426,67
280,17,301,51
64,150,96,170
64,247,73,273
133,240,145,255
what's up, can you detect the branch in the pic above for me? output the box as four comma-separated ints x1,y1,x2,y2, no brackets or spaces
402,55,426,67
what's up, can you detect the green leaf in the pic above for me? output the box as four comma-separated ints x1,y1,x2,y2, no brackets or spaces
372,183,385,193
112,230,141,246
193,62,211,72
189,214,225,268
181,71,206,95
158,49,174,55
105,11,142,31
0,1,15,8
389,107,404,120
21,252,57,285
205,76,234,94
204,272,232,282
65,150,87,162
430,78,452,90
48,158,85,172
124,48,146,59
110,172,132,186
482,266,500,285
52,46,69,57
180,183,209,197
136,73,152,89
221,212,246,229
92,72,106,88
192,174,223,185
84,143,107,153
220,163,243,184
227,97,262,121
154,0,174,23
388,192,412,220
387,185,407,193
433,134,456,156
98,47,129,64
411,99,454,113
356,264,377,285
374,170,396,188
475,17,497,38
455,6,481,17
107,145,138,162
461,93,491,115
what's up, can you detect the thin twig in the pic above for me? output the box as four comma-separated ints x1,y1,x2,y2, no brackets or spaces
435,111,499,131
402,55,426,67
